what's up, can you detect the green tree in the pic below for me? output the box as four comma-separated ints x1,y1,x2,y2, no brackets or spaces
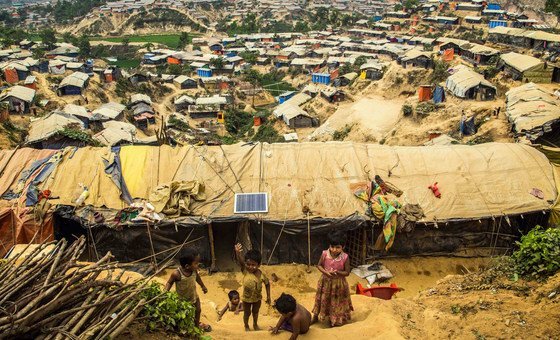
62,32,74,43
77,35,91,58
121,37,130,47
178,31,189,49
40,28,57,50
168,64,182,75
242,68,261,84
225,109,253,136
545,0,560,19
293,21,310,32
210,57,225,70
403,0,419,10
430,59,450,83
239,51,258,64
339,63,354,75
32,48,45,59
354,56,368,68
144,42,154,52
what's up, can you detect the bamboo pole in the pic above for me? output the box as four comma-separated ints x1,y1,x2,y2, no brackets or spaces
146,222,158,272
208,223,217,273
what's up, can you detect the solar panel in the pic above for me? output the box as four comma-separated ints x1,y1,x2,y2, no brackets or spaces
234,193,268,214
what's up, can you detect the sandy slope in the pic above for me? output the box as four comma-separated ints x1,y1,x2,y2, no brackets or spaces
127,257,489,340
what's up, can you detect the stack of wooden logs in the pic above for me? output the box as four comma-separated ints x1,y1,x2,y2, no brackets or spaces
0,236,148,339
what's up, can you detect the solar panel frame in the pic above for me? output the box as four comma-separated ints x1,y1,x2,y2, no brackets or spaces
234,192,269,213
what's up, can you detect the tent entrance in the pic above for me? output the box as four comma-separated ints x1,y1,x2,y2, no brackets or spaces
211,222,240,272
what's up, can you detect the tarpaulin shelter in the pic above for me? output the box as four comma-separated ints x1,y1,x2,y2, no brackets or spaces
0,143,556,265
499,52,552,83
433,85,445,103
418,85,432,102
442,48,454,61
3,67,19,83
446,66,496,100
505,83,560,144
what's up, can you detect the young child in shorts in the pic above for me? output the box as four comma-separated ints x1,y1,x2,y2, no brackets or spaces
234,243,271,331
165,249,211,332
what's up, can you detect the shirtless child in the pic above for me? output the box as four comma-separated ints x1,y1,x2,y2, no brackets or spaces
270,293,311,340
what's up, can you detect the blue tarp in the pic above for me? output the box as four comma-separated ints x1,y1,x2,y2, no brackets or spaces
197,68,212,77
312,73,330,84
460,116,477,136
103,146,133,205
489,20,507,28
433,85,445,104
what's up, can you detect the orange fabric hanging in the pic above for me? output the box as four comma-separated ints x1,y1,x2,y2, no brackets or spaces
443,48,454,61
418,86,432,102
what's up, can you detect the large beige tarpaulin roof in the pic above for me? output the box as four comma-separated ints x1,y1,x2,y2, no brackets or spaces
500,52,543,73
445,66,496,98
506,83,560,134
0,143,555,223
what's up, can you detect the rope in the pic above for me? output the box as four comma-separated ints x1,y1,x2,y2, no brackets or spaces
192,145,237,195
266,206,289,265
219,145,243,193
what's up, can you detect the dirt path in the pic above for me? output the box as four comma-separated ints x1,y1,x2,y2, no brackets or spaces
308,95,404,142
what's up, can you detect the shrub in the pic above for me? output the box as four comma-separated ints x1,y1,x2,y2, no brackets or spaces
332,124,353,141
416,102,436,115
402,104,413,116
168,115,190,132
252,124,282,143
139,282,202,337
512,226,560,280
430,60,449,83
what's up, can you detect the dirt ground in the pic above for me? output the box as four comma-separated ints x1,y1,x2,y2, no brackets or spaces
307,95,404,143
116,256,560,340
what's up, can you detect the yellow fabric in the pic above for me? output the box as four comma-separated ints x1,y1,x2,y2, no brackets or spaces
149,181,206,216
120,146,152,199
242,271,269,303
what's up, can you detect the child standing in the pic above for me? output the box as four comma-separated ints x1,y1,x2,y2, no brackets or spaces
217,290,243,321
270,293,311,340
234,243,271,331
312,231,353,327
165,249,211,332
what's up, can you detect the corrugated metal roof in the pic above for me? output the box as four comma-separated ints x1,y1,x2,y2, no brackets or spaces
0,85,36,102
63,104,90,118
27,112,85,144
130,93,152,105
91,102,126,121
59,72,89,89
195,95,227,105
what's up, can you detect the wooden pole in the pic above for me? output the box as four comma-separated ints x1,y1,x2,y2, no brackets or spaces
146,222,158,272
306,212,311,272
87,224,99,261
260,217,263,256
361,226,367,265
208,223,217,273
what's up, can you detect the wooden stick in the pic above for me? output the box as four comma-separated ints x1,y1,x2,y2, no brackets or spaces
146,222,158,272
208,223,217,272
307,212,311,272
